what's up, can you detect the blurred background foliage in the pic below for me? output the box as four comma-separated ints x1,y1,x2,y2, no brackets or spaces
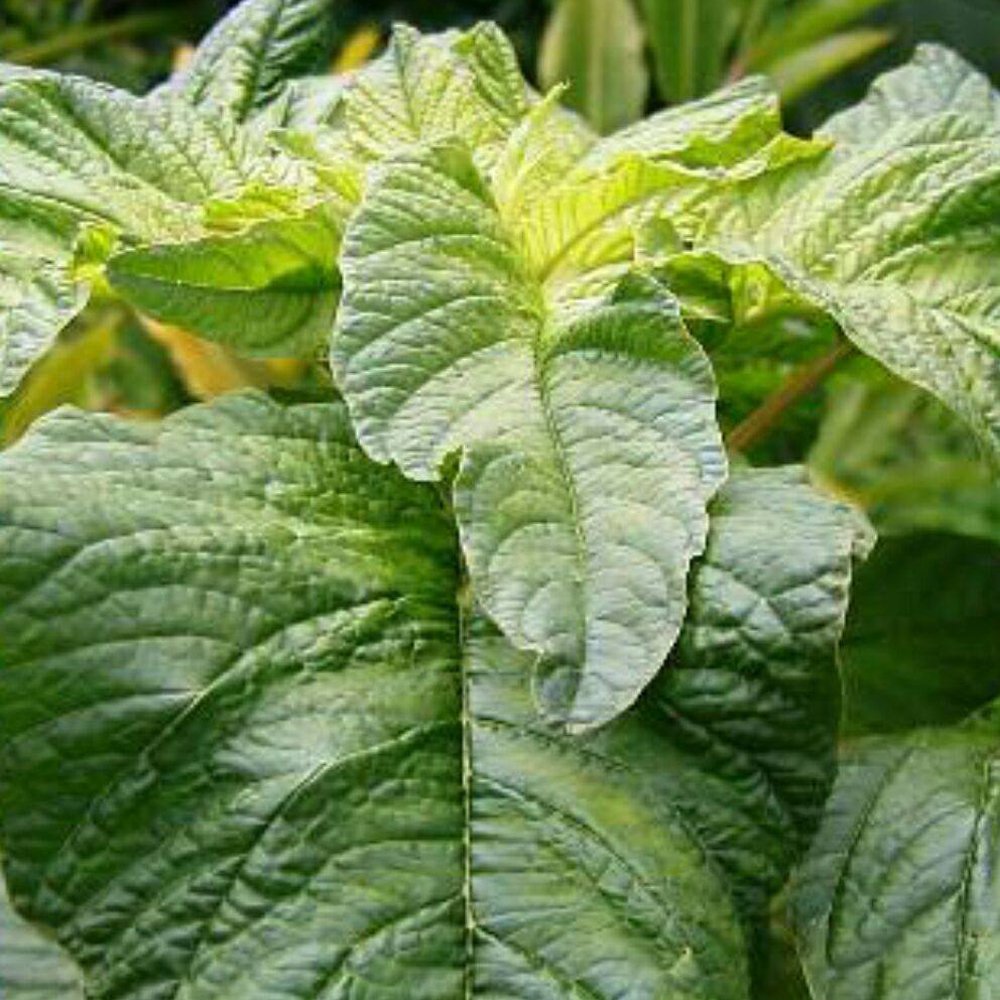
0,3,997,998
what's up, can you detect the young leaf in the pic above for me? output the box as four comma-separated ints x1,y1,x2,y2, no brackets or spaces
585,75,788,170
674,46,1000,460
0,871,84,999
332,141,727,729
166,0,335,121
106,205,341,357
538,0,649,134
792,712,1000,1000
0,253,86,396
343,23,528,170
0,396,865,998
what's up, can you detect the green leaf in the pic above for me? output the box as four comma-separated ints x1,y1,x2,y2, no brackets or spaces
763,28,894,105
0,397,865,997
343,22,528,170
675,46,1000,461
166,0,335,121
792,714,1000,1000
640,0,734,103
0,67,321,383
810,364,1000,542
840,532,1000,736
332,140,727,729
538,0,649,134
656,466,873,915
106,205,341,357
582,76,821,171
747,0,893,69
0,74,272,243
0,870,84,999
252,74,346,131
0,253,86,396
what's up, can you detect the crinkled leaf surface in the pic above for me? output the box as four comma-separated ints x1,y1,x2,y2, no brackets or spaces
332,139,727,728
0,253,86,396
792,712,1000,1000
0,74,272,242
165,0,335,121
0,59,341,378
342,23,528,172
675,45,1000,459
0,394,865,998
0,871,84,999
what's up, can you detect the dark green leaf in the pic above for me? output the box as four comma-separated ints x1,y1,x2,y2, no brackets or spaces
0,396,866,998
792,714,1000,1000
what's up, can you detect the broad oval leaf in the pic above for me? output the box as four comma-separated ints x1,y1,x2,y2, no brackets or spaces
792,714,1000,1000
165,0,335,121
0,395,866,998
674,45,1000,461
332,140,727,729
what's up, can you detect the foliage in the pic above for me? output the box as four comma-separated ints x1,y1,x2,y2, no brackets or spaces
0,0,997,997
538,0,897,131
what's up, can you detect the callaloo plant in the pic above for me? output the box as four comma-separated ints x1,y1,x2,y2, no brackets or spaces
0,0,997,997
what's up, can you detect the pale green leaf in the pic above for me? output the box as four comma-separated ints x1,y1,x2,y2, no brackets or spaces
0,397,865,998
675,46,1000,461
0,68,319,381
343,22,528,171
0,253,86,396
106,205,341,357
253,74,346,131
0,870,84,999
792,714,1000,1000
538,0,649,134
166,0,335,121
332,141,727,729
0,74,273,243
640,0,734,103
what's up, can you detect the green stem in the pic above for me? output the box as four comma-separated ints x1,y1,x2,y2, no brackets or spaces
5,11,183,67
727,339,855,453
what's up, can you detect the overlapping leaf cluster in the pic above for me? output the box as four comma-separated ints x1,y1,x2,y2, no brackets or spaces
0,1,997,997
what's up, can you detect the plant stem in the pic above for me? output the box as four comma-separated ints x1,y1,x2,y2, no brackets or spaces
726,339,855,453
5,11,182,67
